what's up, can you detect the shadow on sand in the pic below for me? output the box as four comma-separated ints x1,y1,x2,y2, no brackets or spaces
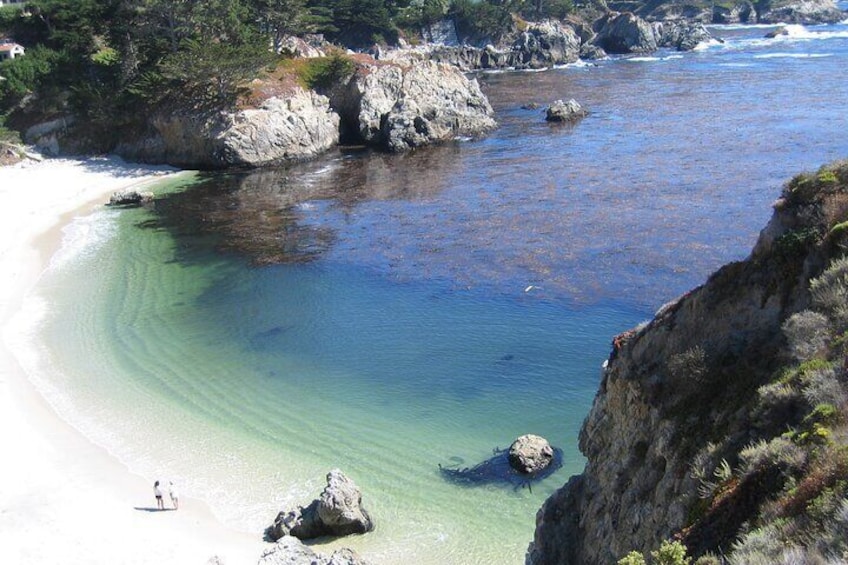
133,507,175,513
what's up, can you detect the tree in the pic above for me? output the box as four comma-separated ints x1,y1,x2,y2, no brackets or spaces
254,0,311,52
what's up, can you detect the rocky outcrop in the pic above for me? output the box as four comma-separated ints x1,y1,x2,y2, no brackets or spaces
509,435,555,474
595,12,658,54
545,99,588,122
331,61,496,152
712,1,756,24
268,469,374,541
595,13,714,54
107,190,154,207
420,19,581,71
527,162,848,563
757,0,846,24
258,536,372,565
115,88,340,168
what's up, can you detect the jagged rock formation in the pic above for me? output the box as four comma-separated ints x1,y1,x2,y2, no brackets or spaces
107,190,154,207
330,61,496,152
258,536,372,565
528,161,848,564
606,0,844,24
268,469,374,541
594,13,714,54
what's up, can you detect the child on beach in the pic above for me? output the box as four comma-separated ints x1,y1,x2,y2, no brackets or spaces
153,480,164,510
169,481,179,510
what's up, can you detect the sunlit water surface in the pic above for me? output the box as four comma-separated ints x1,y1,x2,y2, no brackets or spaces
17,20,848,564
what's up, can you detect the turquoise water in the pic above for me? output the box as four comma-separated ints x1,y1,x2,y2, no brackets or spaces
23,20,848,564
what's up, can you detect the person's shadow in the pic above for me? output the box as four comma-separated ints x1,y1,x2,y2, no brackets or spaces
133,506,175,512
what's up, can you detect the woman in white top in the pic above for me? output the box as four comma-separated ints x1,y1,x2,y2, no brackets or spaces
169,482,179,510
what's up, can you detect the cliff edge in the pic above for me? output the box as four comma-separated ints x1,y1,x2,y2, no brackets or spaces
529,160,848,564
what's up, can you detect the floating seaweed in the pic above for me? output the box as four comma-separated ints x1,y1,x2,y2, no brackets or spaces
438,446,563,492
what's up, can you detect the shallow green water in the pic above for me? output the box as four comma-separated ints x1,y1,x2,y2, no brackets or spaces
25,174,642,563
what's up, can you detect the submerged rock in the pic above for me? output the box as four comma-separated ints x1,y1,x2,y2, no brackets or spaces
545,99,588,123
258,536,372,565
268,469,374,541
440,442,563,488
509,434,555,474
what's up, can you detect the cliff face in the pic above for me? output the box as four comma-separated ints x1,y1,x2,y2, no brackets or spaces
529,161,848,564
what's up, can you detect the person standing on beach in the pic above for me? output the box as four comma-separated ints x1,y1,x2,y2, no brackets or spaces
153,480,164,510
169,481,179,510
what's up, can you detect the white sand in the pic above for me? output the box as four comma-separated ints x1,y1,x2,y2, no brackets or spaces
0,157,268,564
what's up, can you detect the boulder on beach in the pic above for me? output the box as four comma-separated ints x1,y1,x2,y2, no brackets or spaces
545,99,588,123
508,434,555,474
267,469,374,541
258,536,372,565
107,190,154,207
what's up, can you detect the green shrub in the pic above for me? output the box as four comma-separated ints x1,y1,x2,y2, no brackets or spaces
652,540,692,565
299,52,355,90
739,437,806,478
782,310,830,362
811,256,848,331
667,346,708,382
618,551,648,565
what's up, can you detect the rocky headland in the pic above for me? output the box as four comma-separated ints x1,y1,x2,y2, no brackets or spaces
528,160,848,563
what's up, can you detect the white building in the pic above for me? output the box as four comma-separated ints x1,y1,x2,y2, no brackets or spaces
0,1,26,6
0,42,25,60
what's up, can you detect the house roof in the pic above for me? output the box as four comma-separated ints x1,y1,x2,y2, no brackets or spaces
0,43,24,52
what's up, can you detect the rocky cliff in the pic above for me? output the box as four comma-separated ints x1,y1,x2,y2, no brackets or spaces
528,160,848,564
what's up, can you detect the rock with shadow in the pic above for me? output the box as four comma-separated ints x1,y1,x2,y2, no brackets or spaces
440,435,563,490
266,469,374,542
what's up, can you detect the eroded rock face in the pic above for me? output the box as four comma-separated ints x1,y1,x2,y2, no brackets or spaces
107,190,154,207
508,435,555,474
258,536,372,565
115,88,340,169
332,61,496,152
269,469,374,541
527,167,848,564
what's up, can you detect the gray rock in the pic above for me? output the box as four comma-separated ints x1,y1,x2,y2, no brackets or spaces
108,190,154,207
332,61,496,152
595,12,658,54
712,1,756,24
545,99,588,123
508,434,555,474
115,87,339,169
269,469,374,541
258,536,372,565
653,21,715,51
758,0,845,24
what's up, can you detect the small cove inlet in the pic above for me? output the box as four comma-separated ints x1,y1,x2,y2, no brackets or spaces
16,20,848,564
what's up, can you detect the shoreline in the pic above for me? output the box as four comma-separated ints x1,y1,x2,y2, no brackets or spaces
0,157,267,564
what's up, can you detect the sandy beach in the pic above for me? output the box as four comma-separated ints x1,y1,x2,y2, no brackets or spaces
0,157,268,565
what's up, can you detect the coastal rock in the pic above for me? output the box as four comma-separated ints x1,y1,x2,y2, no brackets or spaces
107,190,154,207
508,434,555,474
757,0,846,24
712,1,756,24
545,99,588,122
527,164,848,563
332,61,495,152
423,19,580,71
268,469,374,541
258,536,372,565
115,87,339,169
653,21,715,51
595,12,658,54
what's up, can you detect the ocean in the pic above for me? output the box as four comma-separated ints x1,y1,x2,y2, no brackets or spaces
16,19,848,564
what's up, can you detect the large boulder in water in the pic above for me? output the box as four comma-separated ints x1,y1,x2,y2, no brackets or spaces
545,99,588,123
258,536,372,565
509,434,555,474
268,469,374,541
